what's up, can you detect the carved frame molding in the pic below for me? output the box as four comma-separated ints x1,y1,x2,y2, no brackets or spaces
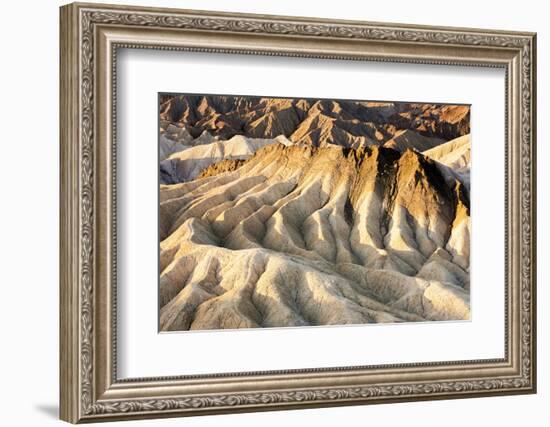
60,2,536,423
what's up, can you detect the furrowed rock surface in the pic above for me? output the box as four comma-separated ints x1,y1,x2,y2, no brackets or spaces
382,129,445,152
160,95,470,151
423,134,470,170
160,134,291,184
423,134,471,192
159,142,471,331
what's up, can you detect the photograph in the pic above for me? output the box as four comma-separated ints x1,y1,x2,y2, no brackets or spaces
158,94,471,332
56,2,537,422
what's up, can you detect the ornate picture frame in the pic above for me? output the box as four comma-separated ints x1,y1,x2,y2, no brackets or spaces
60,2,536,423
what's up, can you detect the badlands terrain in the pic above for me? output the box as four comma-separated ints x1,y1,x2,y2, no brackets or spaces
158,95,471,331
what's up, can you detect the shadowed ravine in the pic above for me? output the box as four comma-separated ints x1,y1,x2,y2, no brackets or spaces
159,142,470,331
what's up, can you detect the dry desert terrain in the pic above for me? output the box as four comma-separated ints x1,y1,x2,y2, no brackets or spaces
158,95,471,331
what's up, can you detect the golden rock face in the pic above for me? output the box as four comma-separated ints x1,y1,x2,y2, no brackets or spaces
158,96,471,332
160,95,470,146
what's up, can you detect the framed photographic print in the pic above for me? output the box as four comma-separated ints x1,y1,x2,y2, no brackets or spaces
59,2,537,423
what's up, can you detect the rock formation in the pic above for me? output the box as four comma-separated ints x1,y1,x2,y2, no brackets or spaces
158,95,471,331
159,95,470,157
159,141,471,331
160,134,292,184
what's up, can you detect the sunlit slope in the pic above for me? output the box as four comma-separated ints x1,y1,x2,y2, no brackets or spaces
159,143,470,331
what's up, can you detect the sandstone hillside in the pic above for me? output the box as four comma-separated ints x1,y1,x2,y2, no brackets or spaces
159,142,471,331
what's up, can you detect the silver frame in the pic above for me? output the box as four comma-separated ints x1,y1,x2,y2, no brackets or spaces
60,2,537,423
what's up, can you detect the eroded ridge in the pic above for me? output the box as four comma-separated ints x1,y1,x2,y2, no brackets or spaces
159,142,470,331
